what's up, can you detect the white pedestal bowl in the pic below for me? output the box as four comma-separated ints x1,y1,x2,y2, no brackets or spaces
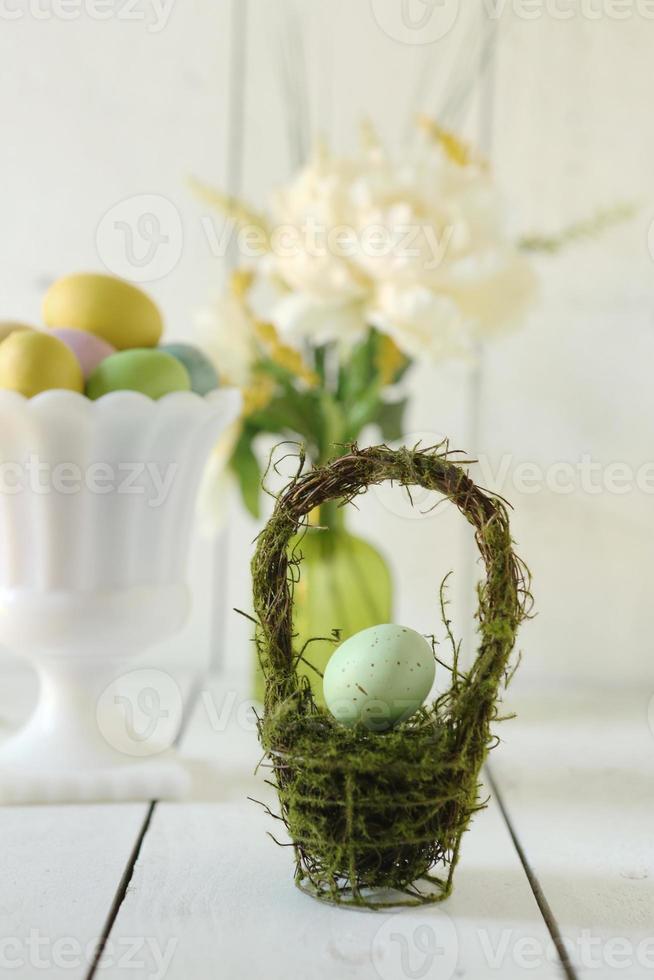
0,387,240,804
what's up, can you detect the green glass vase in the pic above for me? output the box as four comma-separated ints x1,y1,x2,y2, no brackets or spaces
253,502,393,704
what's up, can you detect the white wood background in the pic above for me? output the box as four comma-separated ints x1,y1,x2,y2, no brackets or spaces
1,0,653,689
0,2,653,978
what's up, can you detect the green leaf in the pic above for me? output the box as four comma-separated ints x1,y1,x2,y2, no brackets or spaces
248,395,309,438
242,352,325,450
313,344,328,383
229,433,262,519
257,355,297,388
342,382,382,443
315,391,346,462
376,398,408,442
337,331,377,405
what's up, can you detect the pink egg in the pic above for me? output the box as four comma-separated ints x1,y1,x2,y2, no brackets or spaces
50,328,115,379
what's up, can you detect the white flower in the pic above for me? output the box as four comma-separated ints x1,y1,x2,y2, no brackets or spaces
436,248,538,338
195,289,258,388
270,292,368,347
350,149,501,286
369,283,470,361
260,136,535,360
267,154,369,304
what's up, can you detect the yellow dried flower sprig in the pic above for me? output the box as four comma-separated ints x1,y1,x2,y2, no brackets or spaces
241,373,276,417
375,334,408,386
254,321,319,388
190,178,271,247
416,114,489,170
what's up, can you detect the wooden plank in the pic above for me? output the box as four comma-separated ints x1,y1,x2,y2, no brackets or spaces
97,673,560,980
0,665,149,979
491,686,654,979
0,802,149,980
0,662,203,979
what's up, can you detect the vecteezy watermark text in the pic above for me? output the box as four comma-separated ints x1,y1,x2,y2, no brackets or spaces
485,0,654,20
0,455,178,508
478,453,654,497
371,914,654,980
375,446,654,520
370,0,654,49
95,192,458,283
201,216,456,269
0,931,177,978
0,0,175,31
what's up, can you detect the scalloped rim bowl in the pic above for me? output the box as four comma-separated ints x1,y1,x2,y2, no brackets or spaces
0,386,241,591
0,385,241,804
0,384,240,415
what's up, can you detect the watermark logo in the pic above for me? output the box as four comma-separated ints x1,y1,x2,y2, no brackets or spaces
483,0,654,21
373,436,654,521
96,193,183,283
200,214,455,270
370,0,460,44
371,0,654,38
0,455,178,508
371,911,459,980
0,0,176,31
96,668,183,757
199,688,260,734
0,931,177,979
96,200,459,284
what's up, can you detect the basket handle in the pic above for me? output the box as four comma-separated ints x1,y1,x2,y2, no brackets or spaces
252,444,530,721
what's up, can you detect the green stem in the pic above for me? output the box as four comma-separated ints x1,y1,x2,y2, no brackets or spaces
317,499,346,534
314,344,327,382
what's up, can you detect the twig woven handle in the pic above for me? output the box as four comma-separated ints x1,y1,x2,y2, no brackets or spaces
252,444,530,719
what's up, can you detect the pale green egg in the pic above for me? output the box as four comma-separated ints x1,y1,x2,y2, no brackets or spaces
86,349,190,400
159,343,219,395
323,624,435,731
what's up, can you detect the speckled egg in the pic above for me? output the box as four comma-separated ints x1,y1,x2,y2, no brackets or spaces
42,273,163,350
0,330,84,397
51,327,115,380
86,348,191,400
323,624,435,731
159,343,219,395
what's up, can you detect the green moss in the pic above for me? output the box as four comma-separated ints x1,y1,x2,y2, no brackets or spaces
251,443,532,908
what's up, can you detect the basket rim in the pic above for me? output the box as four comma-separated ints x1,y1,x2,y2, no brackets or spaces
252,442,531,727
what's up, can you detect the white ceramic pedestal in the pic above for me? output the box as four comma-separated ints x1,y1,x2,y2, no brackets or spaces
0,388,240,804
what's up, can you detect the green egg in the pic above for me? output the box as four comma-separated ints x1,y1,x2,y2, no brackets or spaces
323,624,435,732
159,343,219,395
86,349,191,400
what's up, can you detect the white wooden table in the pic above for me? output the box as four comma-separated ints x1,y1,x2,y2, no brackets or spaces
0,665,652,980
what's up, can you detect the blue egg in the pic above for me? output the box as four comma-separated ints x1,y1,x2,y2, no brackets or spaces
160,343,219,396
323,624,435,731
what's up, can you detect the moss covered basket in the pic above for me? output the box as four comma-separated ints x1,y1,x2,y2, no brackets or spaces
251,443,531,908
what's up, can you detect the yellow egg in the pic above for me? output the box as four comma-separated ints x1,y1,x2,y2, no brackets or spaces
0,330,84,397
42,273,163,350
0,321,33,344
